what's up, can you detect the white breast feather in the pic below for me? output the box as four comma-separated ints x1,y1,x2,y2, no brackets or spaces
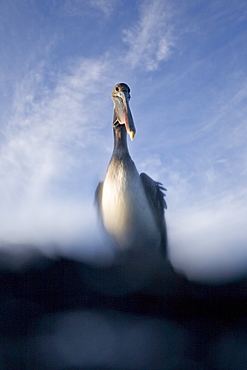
101,162,159,249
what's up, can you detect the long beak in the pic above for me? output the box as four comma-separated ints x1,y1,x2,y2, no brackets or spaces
112,91,136,140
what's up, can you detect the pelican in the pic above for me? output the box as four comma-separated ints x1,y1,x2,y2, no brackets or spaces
95,83,167,253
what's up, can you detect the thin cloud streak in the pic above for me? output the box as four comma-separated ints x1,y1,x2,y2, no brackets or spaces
89,0,118,16
0,58,113,255
123,0,174,71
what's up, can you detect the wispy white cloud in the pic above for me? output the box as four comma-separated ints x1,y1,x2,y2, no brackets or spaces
0,57,115,255
58,0,118,18
123,0,174,71
89,0,118,16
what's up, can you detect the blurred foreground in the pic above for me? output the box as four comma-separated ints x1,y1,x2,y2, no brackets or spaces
0,249,247,369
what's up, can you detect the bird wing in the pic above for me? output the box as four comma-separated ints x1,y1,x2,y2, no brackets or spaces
140,172,167,251
94,181,103,221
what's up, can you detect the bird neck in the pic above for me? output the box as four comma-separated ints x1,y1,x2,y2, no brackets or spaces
112,124,130,159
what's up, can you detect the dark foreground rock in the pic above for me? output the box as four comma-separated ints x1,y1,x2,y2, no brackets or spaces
0,250,246,369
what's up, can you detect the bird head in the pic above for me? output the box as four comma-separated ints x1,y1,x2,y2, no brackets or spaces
111,83,136,140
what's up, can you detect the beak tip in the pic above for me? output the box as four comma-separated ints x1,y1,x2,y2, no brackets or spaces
129,131,135,140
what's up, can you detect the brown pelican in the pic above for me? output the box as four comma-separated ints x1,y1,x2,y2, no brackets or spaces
95,83,167,253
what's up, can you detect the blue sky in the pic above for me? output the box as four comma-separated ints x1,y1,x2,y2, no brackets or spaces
0,0,247,282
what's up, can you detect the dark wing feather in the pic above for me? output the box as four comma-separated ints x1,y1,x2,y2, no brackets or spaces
140,173,167,252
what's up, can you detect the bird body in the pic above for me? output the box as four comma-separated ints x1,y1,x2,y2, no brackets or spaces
95,83,167,252
100,141,160,249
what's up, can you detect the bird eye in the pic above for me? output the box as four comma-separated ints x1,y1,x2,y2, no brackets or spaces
115,87,119,92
